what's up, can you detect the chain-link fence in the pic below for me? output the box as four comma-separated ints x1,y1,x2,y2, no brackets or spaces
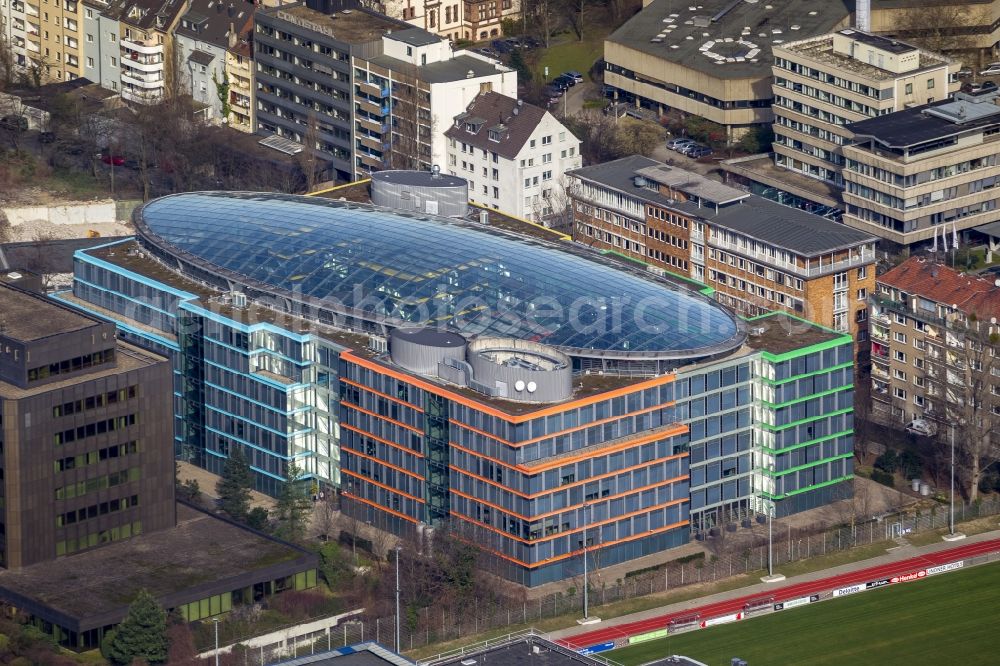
207,497,1000,665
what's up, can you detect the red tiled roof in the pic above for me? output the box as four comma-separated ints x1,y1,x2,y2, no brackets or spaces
878,256,1000,320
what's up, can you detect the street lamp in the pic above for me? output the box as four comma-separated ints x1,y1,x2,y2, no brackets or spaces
394,546,402,652
760,500,785,583
943,425,966,541
212,617,220,666
576,502,600,624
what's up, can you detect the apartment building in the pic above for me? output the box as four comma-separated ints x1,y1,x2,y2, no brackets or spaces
174,0,254,123
224,12,253,130
772,29,959,187
379,0,519,43
844,88,1000,246
871,255,1000,432
444,92,580,223
2,0,86,82
82,0,121,91
0,281,174,569
60,191,856,586
92,0,186,104
352,27,515,178
568,156,877,363
603,0,850,141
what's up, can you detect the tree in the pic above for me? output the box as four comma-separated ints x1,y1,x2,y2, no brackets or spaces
298,112,320,193
216,447,253,522
615,117,662,157
165,620,198,666
892,3,990,56
107,590,169,665
246,506,270,531
274,463,312,542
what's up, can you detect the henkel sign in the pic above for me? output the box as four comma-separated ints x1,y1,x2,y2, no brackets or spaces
833,584,867,597
700,612,743,628
866,578,892,590
927,561,964,575
890,570,927,584
773,594,820,611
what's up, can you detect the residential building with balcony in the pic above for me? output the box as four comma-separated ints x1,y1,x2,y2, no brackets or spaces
60,191,856,587
3,0,32,72
603,0,851,142
100,0,186,105
83,0,122,92
255,3,514,182
870,255,1000,435
844,88,1000,246
772,29,959,188
225,14,254,131
2,0,87,82
444,92,579,223
568,156,877,367
174,0,255,123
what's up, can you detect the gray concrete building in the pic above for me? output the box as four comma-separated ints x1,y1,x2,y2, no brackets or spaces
82,0,122,93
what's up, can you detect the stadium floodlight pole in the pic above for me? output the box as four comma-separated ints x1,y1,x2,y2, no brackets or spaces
767,505,773,577
212,617,220,666
395,546,402,653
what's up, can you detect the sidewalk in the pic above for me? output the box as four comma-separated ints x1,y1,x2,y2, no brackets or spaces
176,460,277,511
548,524,1000,641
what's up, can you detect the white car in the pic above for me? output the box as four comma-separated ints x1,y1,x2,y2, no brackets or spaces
980,63,1000,76
905,418,935,437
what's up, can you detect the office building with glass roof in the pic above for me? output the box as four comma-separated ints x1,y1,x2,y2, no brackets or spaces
56,191,855,586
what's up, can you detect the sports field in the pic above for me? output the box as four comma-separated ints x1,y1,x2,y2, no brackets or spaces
611,561,1000,666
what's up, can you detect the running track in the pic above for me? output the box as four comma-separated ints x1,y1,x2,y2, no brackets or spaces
559,537,1000,649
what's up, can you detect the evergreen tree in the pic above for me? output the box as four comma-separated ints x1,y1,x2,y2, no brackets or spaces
274,463,312,542
107,590,168,665
216,447,253,521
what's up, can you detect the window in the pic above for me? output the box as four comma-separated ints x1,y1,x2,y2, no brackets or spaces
530,139,536,148
542,135,552,145
857,265,868,280
86,56,94,67
905,82,913,95
894,331,907,343
542,153,551,163
857,287,867,301
834,271,848,289
542,170,552,181
109,33,116,42
894,350,907,362
110,56,116,66
86,33,94,43
914,395,925,407
893,369,907,381
927,78,935,90
833,311,847,332
894,387,907,400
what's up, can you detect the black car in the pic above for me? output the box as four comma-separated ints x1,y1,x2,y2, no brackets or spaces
553,74,576,88
491,39,513,53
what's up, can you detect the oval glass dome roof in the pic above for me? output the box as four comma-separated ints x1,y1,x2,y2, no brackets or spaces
136,192,745,360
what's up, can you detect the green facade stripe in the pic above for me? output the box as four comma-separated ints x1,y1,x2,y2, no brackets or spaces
758,407,853,432
760,452,854,478
762,474,854,500
744,313,852,362
758,361,854,386
760,429,853,455
762,384,854,409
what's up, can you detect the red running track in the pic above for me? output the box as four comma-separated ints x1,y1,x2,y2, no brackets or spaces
560,537,1000,649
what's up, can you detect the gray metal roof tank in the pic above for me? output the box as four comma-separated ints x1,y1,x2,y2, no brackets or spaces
371,169,469,218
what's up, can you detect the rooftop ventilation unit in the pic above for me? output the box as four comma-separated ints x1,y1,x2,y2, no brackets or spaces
231,291,247,308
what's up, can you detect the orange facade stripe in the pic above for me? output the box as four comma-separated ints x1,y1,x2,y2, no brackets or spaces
520,423,689,473
342,468,424,503
340,423,424,460
341,443,424,480
451,475,689,524
341,351,676,424
341,377,424,413
341,400,423,435
449,449,690,499
342,490,418,524
450,497,687,546
449,514,690,568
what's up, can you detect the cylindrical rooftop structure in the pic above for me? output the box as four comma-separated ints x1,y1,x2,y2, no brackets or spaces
371,169,469,218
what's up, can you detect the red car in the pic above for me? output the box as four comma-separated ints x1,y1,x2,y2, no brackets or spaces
101,153,125,166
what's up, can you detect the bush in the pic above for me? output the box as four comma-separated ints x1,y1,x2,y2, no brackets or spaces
875,450,899,474
268,590,335,623
871,469,895,488
899,450,922,479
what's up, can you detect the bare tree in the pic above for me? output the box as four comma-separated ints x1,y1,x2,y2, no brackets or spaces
299,111,320,193
315,493,337,541
892,3,990,56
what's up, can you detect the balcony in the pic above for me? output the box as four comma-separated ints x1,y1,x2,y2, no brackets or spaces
121,70,163,89
357,153,384,169
23,2,39,17
357,134,384,152
121,38,162,55
357,79,389,98
870,325,889,342
356,97,387,117
871,364,889,380
357,115,386,134
121,87,163,104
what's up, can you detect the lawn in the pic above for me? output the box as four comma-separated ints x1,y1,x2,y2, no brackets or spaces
532,32,605,83
612,561,1000,666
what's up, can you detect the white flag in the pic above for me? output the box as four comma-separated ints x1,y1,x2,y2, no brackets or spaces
952,219,959,250
931,224,938,253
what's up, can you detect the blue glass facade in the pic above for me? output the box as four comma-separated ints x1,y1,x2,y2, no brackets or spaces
54,195,857,586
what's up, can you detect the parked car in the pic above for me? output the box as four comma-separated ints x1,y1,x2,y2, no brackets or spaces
666,137,695,150
100,153,125,166
491,39,513,53
906,419,936,437
563,71,584,84
552,74,576,88
680,143,708,156
980,63,1000,76
687,146,714,158
956,69,972,78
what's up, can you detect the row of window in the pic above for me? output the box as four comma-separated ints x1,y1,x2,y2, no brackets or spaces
54,441,139,472
55,520,142,557
54,467,140,501
27,349,115,383
54,414,136,446
56,494,138,527
53,386,137,418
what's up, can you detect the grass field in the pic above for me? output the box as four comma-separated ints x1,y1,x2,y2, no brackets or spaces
611,561,1000,666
